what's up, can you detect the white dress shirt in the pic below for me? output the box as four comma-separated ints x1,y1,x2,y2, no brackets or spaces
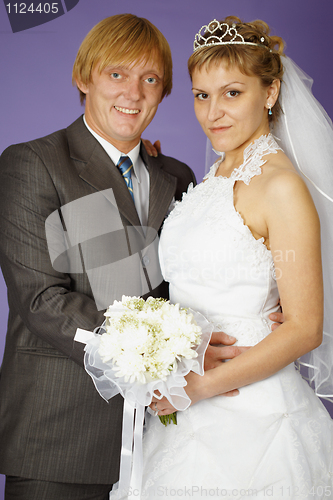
83,116,150,227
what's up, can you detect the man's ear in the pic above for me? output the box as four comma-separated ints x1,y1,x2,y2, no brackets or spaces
75,78,89,95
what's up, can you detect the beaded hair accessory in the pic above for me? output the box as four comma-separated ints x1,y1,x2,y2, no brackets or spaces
193,19,270,52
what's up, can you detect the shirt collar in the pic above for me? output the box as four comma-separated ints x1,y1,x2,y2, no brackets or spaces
83,115,142,182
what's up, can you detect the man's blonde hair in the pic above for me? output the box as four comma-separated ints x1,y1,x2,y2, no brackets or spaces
72,14,173,104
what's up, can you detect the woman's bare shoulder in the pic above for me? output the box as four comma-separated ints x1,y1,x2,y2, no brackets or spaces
261,150,308,196
261,150,319,222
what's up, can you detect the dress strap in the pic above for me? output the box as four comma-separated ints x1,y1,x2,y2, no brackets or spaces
231,134,282,185
203,157,224,180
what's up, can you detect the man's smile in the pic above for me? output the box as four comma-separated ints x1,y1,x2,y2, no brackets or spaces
114,106,140,115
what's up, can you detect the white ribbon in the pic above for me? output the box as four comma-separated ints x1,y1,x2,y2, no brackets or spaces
110,401,145,499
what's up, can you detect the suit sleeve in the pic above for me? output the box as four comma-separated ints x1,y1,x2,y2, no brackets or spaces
0,144,105,367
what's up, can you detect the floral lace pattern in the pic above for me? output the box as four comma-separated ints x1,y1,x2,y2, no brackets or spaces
211,317,270,347
204,133,281,184
164,134,277,275
165,133,280,237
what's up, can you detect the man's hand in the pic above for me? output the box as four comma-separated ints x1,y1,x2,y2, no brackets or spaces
268,312,285,331
204,331,250,397
142,139,161,157
205,331,250,370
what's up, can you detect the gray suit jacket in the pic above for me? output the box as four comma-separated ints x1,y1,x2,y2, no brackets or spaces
0,116,196,484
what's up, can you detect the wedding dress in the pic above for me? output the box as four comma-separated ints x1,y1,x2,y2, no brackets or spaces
141,134,333,499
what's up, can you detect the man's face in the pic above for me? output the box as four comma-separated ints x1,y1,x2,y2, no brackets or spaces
77,58,164,153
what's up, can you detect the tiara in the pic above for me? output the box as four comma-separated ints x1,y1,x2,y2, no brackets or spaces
193,19,269,52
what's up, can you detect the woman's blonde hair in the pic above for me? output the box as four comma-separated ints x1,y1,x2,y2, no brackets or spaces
188,16,285,123
72,14,173,104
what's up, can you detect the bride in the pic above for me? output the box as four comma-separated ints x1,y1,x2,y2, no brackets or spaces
142,16,333,498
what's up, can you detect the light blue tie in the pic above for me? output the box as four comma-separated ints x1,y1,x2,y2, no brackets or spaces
117,156,134,201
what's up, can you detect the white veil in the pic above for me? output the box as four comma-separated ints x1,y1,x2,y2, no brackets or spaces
205,56,333,402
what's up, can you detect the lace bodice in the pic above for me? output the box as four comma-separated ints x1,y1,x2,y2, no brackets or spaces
159,134,281,346
166,134,281,222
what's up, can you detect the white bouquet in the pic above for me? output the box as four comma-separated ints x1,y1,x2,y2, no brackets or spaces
102,296,201,382
74,296,212,498
100,296,202,426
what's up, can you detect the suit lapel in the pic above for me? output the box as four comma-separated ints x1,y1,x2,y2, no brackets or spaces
141,144,177,233
66,118,177,233
67,117,141,228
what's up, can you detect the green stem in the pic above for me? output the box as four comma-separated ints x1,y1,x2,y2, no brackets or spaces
158,412,177,426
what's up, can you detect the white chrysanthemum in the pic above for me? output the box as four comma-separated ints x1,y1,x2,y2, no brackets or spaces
99,296,202,384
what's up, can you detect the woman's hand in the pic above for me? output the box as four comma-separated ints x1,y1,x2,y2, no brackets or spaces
149,375,206,416
149,393,177,416
149,368,239,417
142,139,161,157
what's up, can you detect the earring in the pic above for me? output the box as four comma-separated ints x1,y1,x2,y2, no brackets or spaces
268,104,273,116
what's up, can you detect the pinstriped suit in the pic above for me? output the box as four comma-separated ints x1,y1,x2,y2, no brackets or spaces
0,116,195,485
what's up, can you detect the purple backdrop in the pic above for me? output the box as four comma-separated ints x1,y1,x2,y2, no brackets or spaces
1,0,332,495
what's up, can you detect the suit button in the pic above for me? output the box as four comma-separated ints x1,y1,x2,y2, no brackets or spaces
142,256,150,267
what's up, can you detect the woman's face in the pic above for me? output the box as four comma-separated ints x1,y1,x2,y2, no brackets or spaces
192,61,273,155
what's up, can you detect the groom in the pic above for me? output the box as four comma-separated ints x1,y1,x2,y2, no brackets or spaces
0,14,197,500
